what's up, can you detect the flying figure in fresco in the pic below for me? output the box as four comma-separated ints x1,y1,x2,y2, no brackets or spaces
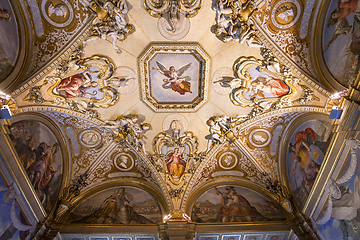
152,61,192,95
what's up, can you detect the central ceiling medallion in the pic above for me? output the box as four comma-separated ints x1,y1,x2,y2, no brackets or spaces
139,42,210,112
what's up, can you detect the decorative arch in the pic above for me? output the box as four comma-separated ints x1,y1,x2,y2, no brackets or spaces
279,112,333,210
0,0,32,92
6,111,71,216
312,0,350,90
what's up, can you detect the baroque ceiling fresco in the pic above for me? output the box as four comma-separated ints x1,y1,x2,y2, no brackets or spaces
0,0,360,240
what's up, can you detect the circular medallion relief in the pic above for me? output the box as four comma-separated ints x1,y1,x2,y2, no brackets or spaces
79,130,101,147
114,153,134,171
41,0,74,28
157,12,190,40
271,0,301,29
162,114,189,134
249,129,271,147
219,152,238,170
110,66,138,95
212,67,235,95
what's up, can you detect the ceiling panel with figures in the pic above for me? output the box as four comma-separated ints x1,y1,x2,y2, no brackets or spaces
0,0,351,239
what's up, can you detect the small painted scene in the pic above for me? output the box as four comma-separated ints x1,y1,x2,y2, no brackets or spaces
54,67,105,99
150,53,199,101
0,0,19,82
217,68,290,101
66,187,162,224
286,119,333,208
191,186,286,223
0,172,32,240
162,145,190,182
9,120,62,213
314,145,360,240
323,0,360,86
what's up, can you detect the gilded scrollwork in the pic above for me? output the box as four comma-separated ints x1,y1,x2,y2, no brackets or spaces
81,0,134,53
153,130,198,185
144,0,202,19
212,0,262,47
293,83,320,105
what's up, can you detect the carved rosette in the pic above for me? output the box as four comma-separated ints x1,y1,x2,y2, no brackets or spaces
153,131,198,185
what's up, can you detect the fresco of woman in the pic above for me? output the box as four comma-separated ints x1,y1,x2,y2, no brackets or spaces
215,186,253,222
152,61,192,95
100,187,132,223
249,74,289,99
56,71,98,98
165,147,186,181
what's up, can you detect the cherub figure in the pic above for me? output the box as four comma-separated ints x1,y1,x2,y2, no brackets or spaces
103,114,150,153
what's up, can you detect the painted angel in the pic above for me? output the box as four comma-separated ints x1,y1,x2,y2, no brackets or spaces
152,61,192,95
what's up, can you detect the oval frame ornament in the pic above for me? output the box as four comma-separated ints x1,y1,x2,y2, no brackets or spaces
271,0,301,29
218,152,238,170
41,0,74,28
114,153,134,171
79,130,101,148
249,129,271,148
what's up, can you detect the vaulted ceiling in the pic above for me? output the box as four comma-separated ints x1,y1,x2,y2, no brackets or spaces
0,0,358,240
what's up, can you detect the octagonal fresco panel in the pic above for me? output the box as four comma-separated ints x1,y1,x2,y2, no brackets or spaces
139,42,210,112
191,186,286,223
65,187,162,224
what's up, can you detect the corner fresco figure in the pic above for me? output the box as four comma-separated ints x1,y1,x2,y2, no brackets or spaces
323,0,360,86
215,186,253,222
26,142,59,198
165,147,186,181
152,61,192,95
